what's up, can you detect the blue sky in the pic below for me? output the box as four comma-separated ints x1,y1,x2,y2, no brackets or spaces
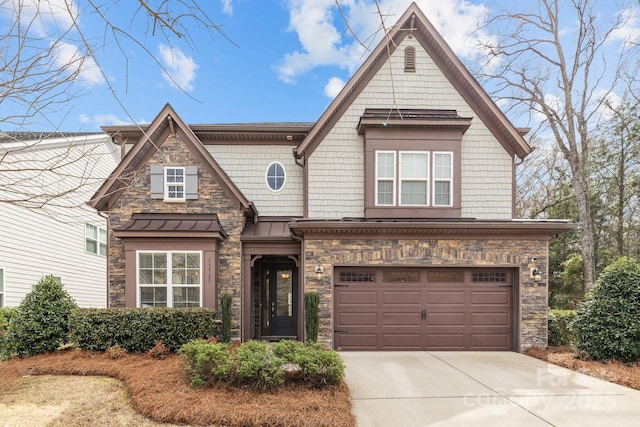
1,0,638,132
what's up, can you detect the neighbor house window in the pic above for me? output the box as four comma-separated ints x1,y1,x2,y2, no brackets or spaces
165,167,185,200
376,150,453,207
85,223,107,256
137,251,201,308
0,268,4,307
266,162,286,192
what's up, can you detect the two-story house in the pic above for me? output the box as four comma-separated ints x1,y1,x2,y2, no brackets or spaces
89,3,573,351
0,132,119,308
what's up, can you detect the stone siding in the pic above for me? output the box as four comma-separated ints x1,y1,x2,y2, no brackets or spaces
303,238,548,351
107,135,245,339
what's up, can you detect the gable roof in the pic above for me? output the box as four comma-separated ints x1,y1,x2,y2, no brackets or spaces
295,2,531,160
89,103,255,215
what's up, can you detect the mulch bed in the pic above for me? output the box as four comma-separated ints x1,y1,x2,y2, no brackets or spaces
526,346,640,391
0,349,356,427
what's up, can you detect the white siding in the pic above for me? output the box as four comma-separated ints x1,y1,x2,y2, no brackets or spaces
206,145,303,216
0,135,119,307
307,37,513,219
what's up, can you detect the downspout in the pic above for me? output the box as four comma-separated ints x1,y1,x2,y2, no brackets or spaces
290,227,305,342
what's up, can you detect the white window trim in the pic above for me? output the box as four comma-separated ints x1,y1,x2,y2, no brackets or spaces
164,167,186,202
85,223,107,256
375,150,455,207
399,151,430,207
136,251,203,308
375,150,396,206
433,151,453,207
265,161,287,192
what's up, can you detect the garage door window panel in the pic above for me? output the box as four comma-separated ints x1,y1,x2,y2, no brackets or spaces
383,270,420,283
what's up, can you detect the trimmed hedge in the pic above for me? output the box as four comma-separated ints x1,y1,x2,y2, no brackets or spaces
304,292,320,343
0,308,19,359
69,308,219,353
548,309,577,346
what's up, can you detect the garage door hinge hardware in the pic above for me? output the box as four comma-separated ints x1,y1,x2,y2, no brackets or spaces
334,284,349,287
334,330,349,333
421,309,427,320
498,285,513,288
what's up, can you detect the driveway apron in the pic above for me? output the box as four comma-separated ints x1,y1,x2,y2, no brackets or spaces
340,351,640,427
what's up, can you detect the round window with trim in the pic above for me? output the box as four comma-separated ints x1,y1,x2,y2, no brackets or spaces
265,162,286,192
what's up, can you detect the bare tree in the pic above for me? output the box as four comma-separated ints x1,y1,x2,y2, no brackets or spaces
477,0,639,292
0,1,231,211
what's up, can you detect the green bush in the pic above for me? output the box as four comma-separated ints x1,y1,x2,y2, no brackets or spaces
271,340,344,387
5,276,77,357
179,340,234,387
304,292,320,343
0,308,19,359
573,257,640,363
180,339,345,391
219,293,232,343
235,340,284,390
548,309,577,346
69,308,218,353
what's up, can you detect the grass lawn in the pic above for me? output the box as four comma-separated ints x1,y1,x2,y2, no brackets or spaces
0,349,356,427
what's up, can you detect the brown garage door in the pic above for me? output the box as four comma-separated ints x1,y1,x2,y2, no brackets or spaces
334,268,513,351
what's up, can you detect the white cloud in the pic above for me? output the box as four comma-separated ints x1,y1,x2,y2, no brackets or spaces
324,77,346,98
610,7,640,47
52,42,104,85
221,0,233,15
277,0,493,83
79,113,148,127
595,90,622,121
158,44,199,91
6,0,79,36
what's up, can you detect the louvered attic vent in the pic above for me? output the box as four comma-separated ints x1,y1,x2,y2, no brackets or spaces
404,46,416,72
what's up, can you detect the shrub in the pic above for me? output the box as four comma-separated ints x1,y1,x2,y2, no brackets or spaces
69,308,218,353
219,294,232,343
147,340,171,359
272,340,344,388
179,340,234,387
235,340,284,390
548,309,577,346
105,345,128,360
6,276,77,357
0,308,19,360
304,292,320,343
573,257,640,363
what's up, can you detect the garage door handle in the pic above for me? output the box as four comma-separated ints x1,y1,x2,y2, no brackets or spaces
421,309,427,320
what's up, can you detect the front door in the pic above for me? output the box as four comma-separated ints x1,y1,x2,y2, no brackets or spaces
260,261,298,338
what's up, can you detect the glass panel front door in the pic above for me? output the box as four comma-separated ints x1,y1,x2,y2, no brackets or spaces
260,262,297,338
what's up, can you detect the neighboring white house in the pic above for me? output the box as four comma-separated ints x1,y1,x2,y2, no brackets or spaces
0,132,120,307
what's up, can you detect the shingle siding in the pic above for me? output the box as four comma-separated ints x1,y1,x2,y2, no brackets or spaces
307,36,513,219
206,145,303,216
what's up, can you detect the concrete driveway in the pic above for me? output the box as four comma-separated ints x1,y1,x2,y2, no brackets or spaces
340,351,640,426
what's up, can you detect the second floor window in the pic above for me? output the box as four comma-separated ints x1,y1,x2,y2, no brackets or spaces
86,223,107,256
376,150,453,207
165,167,185,200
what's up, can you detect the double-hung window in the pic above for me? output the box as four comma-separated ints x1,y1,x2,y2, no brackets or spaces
433,152,453,206
164,167,185,200
376,151,396,205
85,223,107,256
138,251,202,308
375,150,453,207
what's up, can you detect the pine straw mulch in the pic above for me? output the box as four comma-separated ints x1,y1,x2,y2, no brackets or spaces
0,349,356,427
525,346,640,391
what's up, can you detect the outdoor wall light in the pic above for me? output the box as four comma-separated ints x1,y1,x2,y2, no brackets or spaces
531,267,543,282
315,265,324,279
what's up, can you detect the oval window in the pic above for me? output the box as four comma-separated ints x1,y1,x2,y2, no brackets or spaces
266,162,286,192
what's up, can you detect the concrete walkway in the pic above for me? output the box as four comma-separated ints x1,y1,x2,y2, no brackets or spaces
340,351,640,426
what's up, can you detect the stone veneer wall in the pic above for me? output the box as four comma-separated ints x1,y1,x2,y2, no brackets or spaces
107,135,246,339
302,238,549,351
